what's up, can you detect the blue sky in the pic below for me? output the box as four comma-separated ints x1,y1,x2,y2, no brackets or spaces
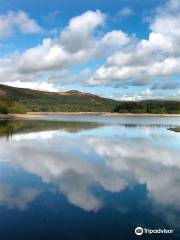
0,0,180,100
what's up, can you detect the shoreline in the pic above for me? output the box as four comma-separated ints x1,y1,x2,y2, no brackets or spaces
168,127,180,132
1,112,180,119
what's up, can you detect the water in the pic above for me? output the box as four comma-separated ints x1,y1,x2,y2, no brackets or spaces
0,115,180,240
28,113,180,126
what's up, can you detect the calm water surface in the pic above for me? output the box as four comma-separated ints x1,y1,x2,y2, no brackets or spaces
0,115,180,240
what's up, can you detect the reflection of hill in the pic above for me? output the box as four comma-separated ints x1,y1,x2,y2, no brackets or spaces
0,119,100,138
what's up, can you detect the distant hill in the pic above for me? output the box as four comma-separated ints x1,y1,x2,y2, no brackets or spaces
0,84,180,114
0,84,118,113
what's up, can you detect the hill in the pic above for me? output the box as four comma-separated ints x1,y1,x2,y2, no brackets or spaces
0,84,118,113
0,84,180,114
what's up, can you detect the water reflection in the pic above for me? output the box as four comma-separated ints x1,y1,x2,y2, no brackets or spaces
0,183,40,210
0,119,100,139
0,118,180,239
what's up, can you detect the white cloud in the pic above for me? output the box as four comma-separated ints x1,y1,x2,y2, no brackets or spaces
60,10,106,53
0,10,130,89
91,0,180,87
0,1,179,96
0,11,106,76
17,10,129,75
3,80,58,92
0,11,43,38
99,30,130,56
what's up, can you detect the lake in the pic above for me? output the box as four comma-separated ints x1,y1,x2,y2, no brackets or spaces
0,115,180,240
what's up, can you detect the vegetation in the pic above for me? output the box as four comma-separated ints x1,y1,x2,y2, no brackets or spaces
0,84,118,113
113,100,180,114
0,84,180,114
0,96,26,114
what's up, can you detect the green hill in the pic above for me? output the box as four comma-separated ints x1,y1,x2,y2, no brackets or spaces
0,84,180,114
0,84,118,113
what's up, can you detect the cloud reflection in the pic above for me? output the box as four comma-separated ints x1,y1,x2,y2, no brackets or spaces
0,184,40,210
0,125,179,222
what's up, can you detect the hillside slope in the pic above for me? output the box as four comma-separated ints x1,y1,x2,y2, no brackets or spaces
0,84,118,113
0,84,180,114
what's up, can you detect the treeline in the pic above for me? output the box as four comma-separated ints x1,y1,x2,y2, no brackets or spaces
113,101,180,114
0,97,26,114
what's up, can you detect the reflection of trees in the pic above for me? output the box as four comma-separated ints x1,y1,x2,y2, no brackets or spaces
0,120,18,140
0,119,100,139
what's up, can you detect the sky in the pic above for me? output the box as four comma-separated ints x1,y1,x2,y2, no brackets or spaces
0,0,180,100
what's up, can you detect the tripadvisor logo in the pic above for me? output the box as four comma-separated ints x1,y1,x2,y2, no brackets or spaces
135,226,174,236
135,227,143,236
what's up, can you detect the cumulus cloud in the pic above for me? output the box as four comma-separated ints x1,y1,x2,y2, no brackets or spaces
60,10,106,53
16,10,107,74
91,0,180,87
0,10,43,38
0,1,179,96
17,10,129,74
0,10,130,87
